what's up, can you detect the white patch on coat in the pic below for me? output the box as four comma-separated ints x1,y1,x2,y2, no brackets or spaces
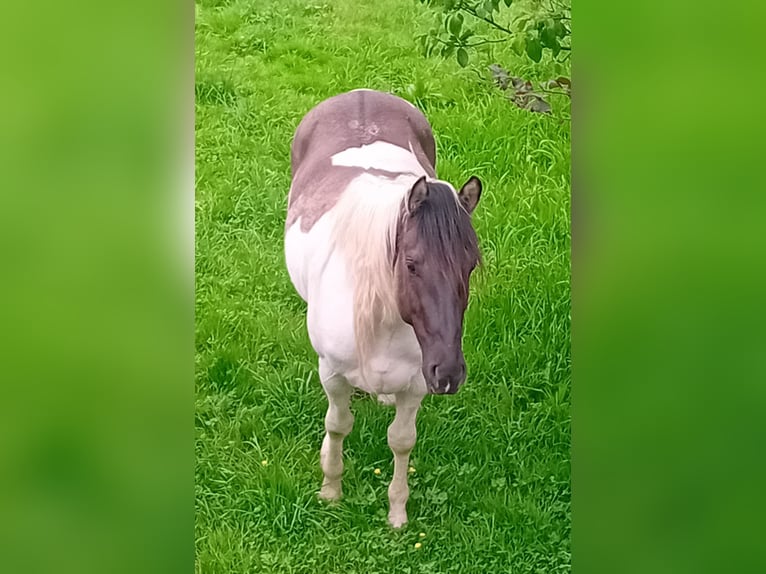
331,141,428,175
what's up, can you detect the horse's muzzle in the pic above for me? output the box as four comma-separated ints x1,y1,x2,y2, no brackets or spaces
425,360,466,394
428,382,461,395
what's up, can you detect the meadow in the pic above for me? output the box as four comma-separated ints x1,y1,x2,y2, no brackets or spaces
195,0,570,571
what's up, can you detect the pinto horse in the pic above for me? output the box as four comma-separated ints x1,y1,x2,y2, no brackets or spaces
284,89,482,527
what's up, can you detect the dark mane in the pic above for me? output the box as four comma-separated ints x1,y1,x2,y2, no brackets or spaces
394,182,480,294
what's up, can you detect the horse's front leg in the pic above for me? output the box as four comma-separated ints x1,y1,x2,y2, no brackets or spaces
318,360,354,501
387,390,424,528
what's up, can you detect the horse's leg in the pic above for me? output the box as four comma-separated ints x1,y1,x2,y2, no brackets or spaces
387,390,423,528
318,360,354,501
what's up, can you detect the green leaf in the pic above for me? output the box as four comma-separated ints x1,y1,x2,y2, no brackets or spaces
516,16,532,31
541,19,557,48
448,13,463,37
512,34,525,56
424,36,437,57
503,0,513,6
526,35,542,62
553,19,566,38
456,47,469,67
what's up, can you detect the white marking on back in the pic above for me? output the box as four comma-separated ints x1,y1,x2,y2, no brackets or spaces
331,141,428,175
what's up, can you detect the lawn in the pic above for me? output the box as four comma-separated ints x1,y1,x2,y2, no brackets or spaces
195,0,570,572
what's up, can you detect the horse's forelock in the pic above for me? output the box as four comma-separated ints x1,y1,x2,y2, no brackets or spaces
405,182,480,283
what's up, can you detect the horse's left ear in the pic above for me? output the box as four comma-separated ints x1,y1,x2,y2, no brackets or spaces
458,176,482,214
407,176,429,213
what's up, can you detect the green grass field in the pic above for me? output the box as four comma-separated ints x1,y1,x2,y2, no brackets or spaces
195,0,570,571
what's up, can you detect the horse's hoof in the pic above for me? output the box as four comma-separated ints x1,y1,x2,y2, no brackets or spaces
388,512,408,529
318,485,342,502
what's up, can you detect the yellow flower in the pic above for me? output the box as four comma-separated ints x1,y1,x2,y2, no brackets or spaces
408,467,416,474
374,468,381,475
414,542,422,549
261,460,268,466
419,532,426,538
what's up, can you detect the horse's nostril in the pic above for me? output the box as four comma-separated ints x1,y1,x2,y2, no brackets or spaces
435,363,463,382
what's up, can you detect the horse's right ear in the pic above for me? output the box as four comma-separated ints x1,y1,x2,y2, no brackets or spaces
458,176,482,214
407,176,429,213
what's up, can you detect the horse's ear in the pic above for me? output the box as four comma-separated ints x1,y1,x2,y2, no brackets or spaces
407,176,429,213
458,176,482,214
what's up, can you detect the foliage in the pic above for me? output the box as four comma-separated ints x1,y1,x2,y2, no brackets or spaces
417,0,571,68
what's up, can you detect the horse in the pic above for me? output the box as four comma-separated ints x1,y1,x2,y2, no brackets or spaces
284,89,482,528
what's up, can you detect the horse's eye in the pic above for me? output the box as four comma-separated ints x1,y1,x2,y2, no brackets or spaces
406,261,417,274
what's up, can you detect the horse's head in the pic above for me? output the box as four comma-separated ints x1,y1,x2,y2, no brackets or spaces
393,175,482,394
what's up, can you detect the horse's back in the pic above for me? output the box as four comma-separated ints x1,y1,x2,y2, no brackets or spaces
290,89,436,176
286,90,436,232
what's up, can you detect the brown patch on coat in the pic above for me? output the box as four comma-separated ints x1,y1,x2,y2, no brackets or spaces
287,90,437,232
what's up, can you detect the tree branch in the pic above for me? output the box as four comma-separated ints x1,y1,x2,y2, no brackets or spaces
461,7,515,36
465,38,510,47
435,36,508,49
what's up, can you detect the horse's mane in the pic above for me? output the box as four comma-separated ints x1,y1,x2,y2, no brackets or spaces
330,173,408,365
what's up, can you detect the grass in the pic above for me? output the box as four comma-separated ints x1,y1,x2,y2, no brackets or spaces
195,0,570,572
